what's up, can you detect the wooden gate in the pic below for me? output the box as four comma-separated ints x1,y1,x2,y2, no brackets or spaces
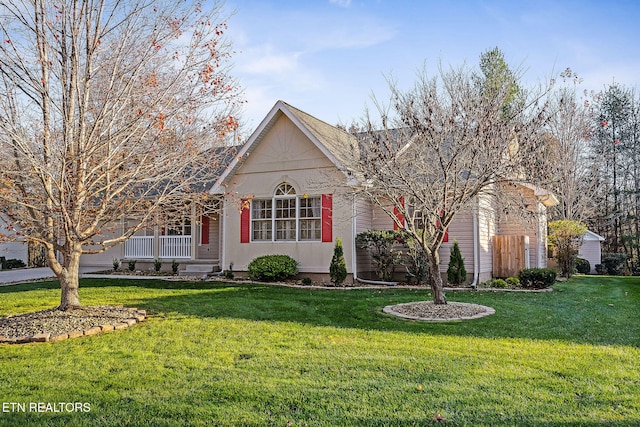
492,235,529,278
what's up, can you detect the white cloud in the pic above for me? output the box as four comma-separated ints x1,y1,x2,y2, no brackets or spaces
329,0,351,8
240,45,301,75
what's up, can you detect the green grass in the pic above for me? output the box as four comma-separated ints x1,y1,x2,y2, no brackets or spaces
0,275,638,426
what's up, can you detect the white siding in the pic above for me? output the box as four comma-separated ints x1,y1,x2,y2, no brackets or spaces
438,210,475,285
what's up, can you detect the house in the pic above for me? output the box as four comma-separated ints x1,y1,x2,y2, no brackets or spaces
91,100,557,283
578,230,605,274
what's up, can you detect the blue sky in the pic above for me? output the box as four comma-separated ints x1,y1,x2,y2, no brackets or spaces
223,0,640,129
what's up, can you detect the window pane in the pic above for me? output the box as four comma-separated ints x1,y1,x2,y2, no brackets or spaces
251,199,272,241
275,219,296,240
299,219,321,240
276,198,296,219
300,197,321,218
252,220,272,241
252,199,272,219
275,183,296,195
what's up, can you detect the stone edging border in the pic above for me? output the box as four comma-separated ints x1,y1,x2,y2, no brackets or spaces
383,302,496,322
0,308,147,344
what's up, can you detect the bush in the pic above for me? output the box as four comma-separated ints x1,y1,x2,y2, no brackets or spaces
403,237,428,285
329,238,348,286
128,260,137,272
301,277,312,286
447,240,467,286
506,277,520,287
1,258,26,270
355,230,404,281
601,253,628,276
112,258,121,272
248,255,298,281
153,259,162,272
171,260,179,274
518,268,556,289
491,278,508,288
575,257,590,274
595,264,605,275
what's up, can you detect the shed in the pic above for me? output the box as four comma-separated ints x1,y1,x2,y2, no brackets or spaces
578,230,605,274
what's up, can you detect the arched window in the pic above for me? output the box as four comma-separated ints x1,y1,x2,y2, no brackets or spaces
275,183,296,196
274,183,297,240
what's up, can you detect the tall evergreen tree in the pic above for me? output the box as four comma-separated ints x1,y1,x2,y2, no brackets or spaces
447,240,467,285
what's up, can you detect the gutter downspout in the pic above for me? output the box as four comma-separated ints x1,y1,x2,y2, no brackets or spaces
470,196,480,289
351,199,358,285
219,198,226,273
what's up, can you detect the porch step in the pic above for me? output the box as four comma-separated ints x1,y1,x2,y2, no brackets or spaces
181,264,217,277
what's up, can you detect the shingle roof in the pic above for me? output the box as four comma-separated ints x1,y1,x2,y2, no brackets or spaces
210,100,360,193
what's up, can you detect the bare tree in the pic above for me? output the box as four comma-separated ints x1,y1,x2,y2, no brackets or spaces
544,69,602,223
0,0,241,309
344,58,554,304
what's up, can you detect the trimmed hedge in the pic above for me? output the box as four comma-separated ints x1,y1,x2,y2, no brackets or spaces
518,268,557,289
248,255,298,281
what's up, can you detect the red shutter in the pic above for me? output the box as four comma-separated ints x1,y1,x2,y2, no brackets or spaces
321,194,332,242
393,197,405,230
201,215,210,245
240,199,250,243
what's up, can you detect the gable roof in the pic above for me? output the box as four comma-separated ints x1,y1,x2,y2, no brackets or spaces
210,100,359,194
584,230,605,241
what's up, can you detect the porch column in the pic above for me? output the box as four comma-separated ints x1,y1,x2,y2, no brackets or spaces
191,203,197,260
153,225,160,259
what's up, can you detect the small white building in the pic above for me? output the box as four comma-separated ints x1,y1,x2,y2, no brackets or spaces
578,230,605,274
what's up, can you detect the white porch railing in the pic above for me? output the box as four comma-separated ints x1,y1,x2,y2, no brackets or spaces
124,236,154,259
124,235,192,259
159,235,191,259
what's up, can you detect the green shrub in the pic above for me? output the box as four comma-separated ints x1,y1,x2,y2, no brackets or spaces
491,278,508,288
595,264,605,275
506,276,520,287
128,260,137,272
602,253,628,275
248,254,298,281
171,260,179,274
2,258,26,270
575,257,590,274
518,268,556,289
355,230,404,281
329,238,348,286
403,237,429,285
447,240,467,286
113,258,121,272
301,277,312,286
153,259,162,272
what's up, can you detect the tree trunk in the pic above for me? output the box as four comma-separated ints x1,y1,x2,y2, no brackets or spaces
427,250,447,304
57,244,83,311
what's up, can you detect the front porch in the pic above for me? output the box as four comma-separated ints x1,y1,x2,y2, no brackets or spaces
122,209,221,272
124,235,193,259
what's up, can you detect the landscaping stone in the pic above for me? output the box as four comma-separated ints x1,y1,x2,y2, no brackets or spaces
84,327,102,336
383,301,496,322
0,306,147,344
50,334,68,342
31,333,50,342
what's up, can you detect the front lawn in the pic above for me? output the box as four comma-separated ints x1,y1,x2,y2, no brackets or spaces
0,276,638,426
